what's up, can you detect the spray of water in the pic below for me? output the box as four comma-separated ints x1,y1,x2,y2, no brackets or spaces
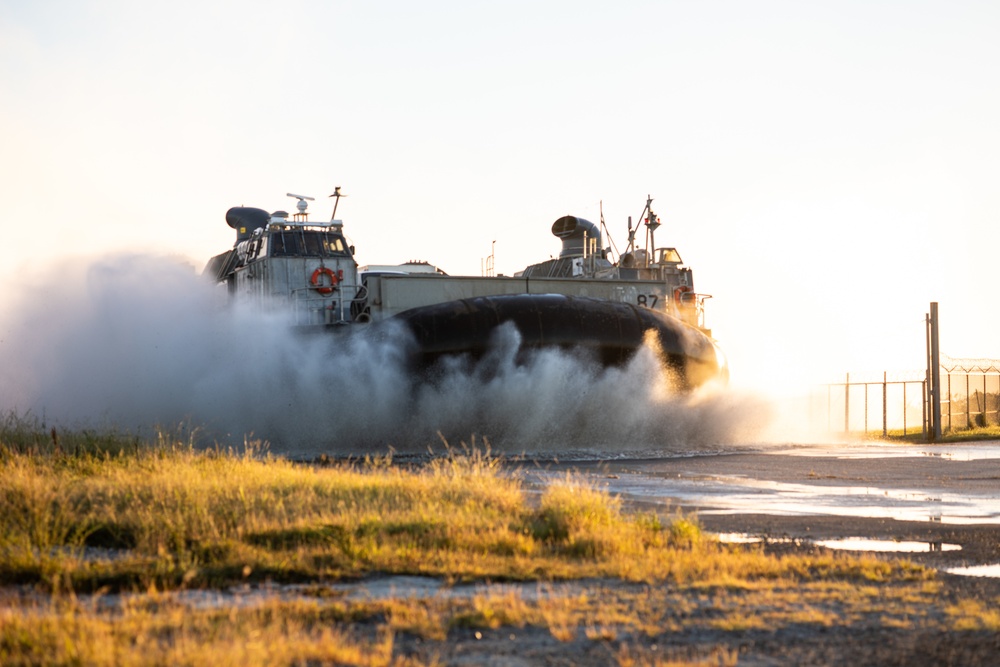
0,254,774,457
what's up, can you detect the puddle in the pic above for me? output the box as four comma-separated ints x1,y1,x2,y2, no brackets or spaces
160,576,477,609
814,538,961,553
532,469,1000,524
40,577,610,614
773,443,1000,461
526,452,1000,524
945,564,1000,578
714,533,771,544
714,533,960,553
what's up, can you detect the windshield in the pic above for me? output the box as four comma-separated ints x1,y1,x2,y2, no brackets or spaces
656,248,682,264
269,228,350,258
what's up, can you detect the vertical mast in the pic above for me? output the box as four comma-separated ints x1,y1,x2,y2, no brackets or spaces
643,194,660,267
329,186,347,221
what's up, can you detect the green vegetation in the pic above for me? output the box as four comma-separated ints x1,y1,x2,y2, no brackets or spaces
933,424,1000,442
875,424,1000,443
0,415,993,666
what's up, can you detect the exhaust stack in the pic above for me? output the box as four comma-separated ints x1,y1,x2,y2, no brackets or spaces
225,207,270,243
551,216,602,258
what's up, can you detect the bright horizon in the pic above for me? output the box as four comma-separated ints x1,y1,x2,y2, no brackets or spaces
3,1,999,400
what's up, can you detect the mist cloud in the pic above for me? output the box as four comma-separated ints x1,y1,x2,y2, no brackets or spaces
0,254,772,457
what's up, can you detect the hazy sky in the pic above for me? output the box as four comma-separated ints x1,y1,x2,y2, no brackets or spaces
2,0,998,395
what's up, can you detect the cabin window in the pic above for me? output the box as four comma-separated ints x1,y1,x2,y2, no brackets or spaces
323,236,346,254
656,248,682,264
270,229,350,258
249,235,268,261
301,232,327,256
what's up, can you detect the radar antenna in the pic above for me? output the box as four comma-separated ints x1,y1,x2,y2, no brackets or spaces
329,186,347,221
642,195,660,267
287,193,315,221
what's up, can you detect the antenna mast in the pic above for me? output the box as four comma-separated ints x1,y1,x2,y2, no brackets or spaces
329,186,347,221
598,200,620,263
643,194,660,266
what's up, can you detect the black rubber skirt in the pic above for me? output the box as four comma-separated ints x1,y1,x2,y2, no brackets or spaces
391,293,727,389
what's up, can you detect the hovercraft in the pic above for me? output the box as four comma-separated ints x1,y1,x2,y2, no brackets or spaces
204,192,728,388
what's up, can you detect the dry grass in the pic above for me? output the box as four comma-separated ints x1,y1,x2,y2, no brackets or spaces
0,596,422,667
946,599,1000,631
0,580,972,666
4,417,988,665
0,423,930,593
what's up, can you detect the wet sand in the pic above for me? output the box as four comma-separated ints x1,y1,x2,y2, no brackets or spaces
534,443,1000,571
402,444,1000,666
378,444,1000,667
681,451,1000,575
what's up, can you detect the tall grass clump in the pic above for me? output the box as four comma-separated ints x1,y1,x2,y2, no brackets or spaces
527,474,622,557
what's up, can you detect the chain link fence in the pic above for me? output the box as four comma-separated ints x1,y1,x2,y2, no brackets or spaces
817,357,1000,437
940,357,1000,431
816,371,928,437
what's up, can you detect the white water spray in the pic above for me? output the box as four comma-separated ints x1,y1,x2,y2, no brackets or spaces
0,254,773,456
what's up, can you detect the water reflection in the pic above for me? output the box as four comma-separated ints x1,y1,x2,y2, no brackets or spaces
528,467,1000,525
773,443,1000,461
945,564,1000,578
524,442,1000,525
813,537,961,553
714,533,962,553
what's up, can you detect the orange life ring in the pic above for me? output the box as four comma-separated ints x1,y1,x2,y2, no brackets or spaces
673,285,692,303
310,267,339,295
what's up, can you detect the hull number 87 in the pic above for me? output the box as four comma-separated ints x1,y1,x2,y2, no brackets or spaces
636,294,659,308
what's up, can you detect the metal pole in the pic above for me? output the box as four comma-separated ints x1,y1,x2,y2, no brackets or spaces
966,373,971,430
845,372,850,434
864,382,869,435
947,372,952,433
922,380,927,439
930,302,942,441
925,312,932,436
882,371,888,438
993,373,997,426
903,382,907,435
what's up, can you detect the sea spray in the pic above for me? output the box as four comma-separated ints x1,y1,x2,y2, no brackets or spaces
0,254,772,456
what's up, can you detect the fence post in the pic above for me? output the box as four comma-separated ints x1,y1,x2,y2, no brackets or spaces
947,372,952,433
864,382,869,435
845,372,850,433
922,380,927,439
903,382,908,435
882,371,888,438
966,374,971,430
929,302,942,441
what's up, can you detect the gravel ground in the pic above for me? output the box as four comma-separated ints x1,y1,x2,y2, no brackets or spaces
392,622,1000,667
379,561,1000,667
